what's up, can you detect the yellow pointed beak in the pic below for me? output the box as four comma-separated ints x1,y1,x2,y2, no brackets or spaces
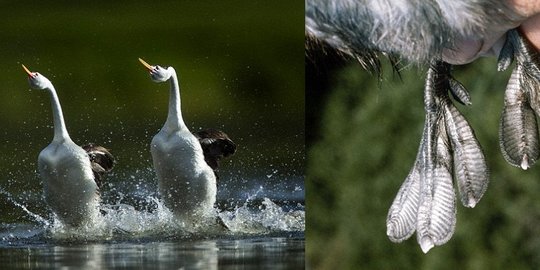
22,64,33,76
138,58,154,71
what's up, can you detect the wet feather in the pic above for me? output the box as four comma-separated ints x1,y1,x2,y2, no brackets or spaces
306,0,520,65
82,143,115,188
193,128,236,179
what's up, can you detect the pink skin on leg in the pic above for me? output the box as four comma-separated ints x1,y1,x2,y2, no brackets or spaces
442,33,512,65
442,0,540,65
521,13,540,50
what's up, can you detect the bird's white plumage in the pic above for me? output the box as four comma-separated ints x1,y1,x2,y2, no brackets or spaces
151,127,217,219
23,66,99,227
140,59,217,221
39,139,99,226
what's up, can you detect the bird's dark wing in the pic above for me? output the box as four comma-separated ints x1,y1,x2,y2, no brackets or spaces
193,128,236,179
82,143,115,188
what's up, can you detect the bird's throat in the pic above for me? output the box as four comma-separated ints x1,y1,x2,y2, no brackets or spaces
165,72,188,132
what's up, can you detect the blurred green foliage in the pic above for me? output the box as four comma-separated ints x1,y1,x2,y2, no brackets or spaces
0,1,303,221
307,58,540,269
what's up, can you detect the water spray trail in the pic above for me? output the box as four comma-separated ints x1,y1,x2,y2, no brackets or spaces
0,187,49,226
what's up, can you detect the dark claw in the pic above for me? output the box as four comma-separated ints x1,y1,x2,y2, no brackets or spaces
497,31,515,72
449,77,472,106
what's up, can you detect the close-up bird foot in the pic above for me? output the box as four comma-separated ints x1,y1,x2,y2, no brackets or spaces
387,61,488,253
498,29,540,169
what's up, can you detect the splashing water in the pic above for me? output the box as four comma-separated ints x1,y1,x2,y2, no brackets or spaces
0,187,49,226
220,197,305,233
219,186,305,233
0,178,304,244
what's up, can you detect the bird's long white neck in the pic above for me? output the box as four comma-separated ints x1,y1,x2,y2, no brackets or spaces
47,86,71,142
164,69,188,132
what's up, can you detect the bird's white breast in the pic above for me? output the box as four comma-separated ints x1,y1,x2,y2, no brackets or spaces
151,129,217,219
38,140,99,226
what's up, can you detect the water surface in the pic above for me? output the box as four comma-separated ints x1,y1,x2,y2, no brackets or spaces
0,229,304,269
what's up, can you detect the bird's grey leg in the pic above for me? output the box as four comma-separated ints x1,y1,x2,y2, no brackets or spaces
415,62,456,253
499,65,539,169
387,62,454,252
386,131,423,243
388,61,488,253
498,29,540,169
443,99,489,207
425,62,489,209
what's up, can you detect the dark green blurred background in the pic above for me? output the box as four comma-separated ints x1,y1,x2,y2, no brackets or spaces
307,55,540,269
0,1,303,221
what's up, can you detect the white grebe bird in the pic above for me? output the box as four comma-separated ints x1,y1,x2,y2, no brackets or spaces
22,65,114,227
138,58,220,221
